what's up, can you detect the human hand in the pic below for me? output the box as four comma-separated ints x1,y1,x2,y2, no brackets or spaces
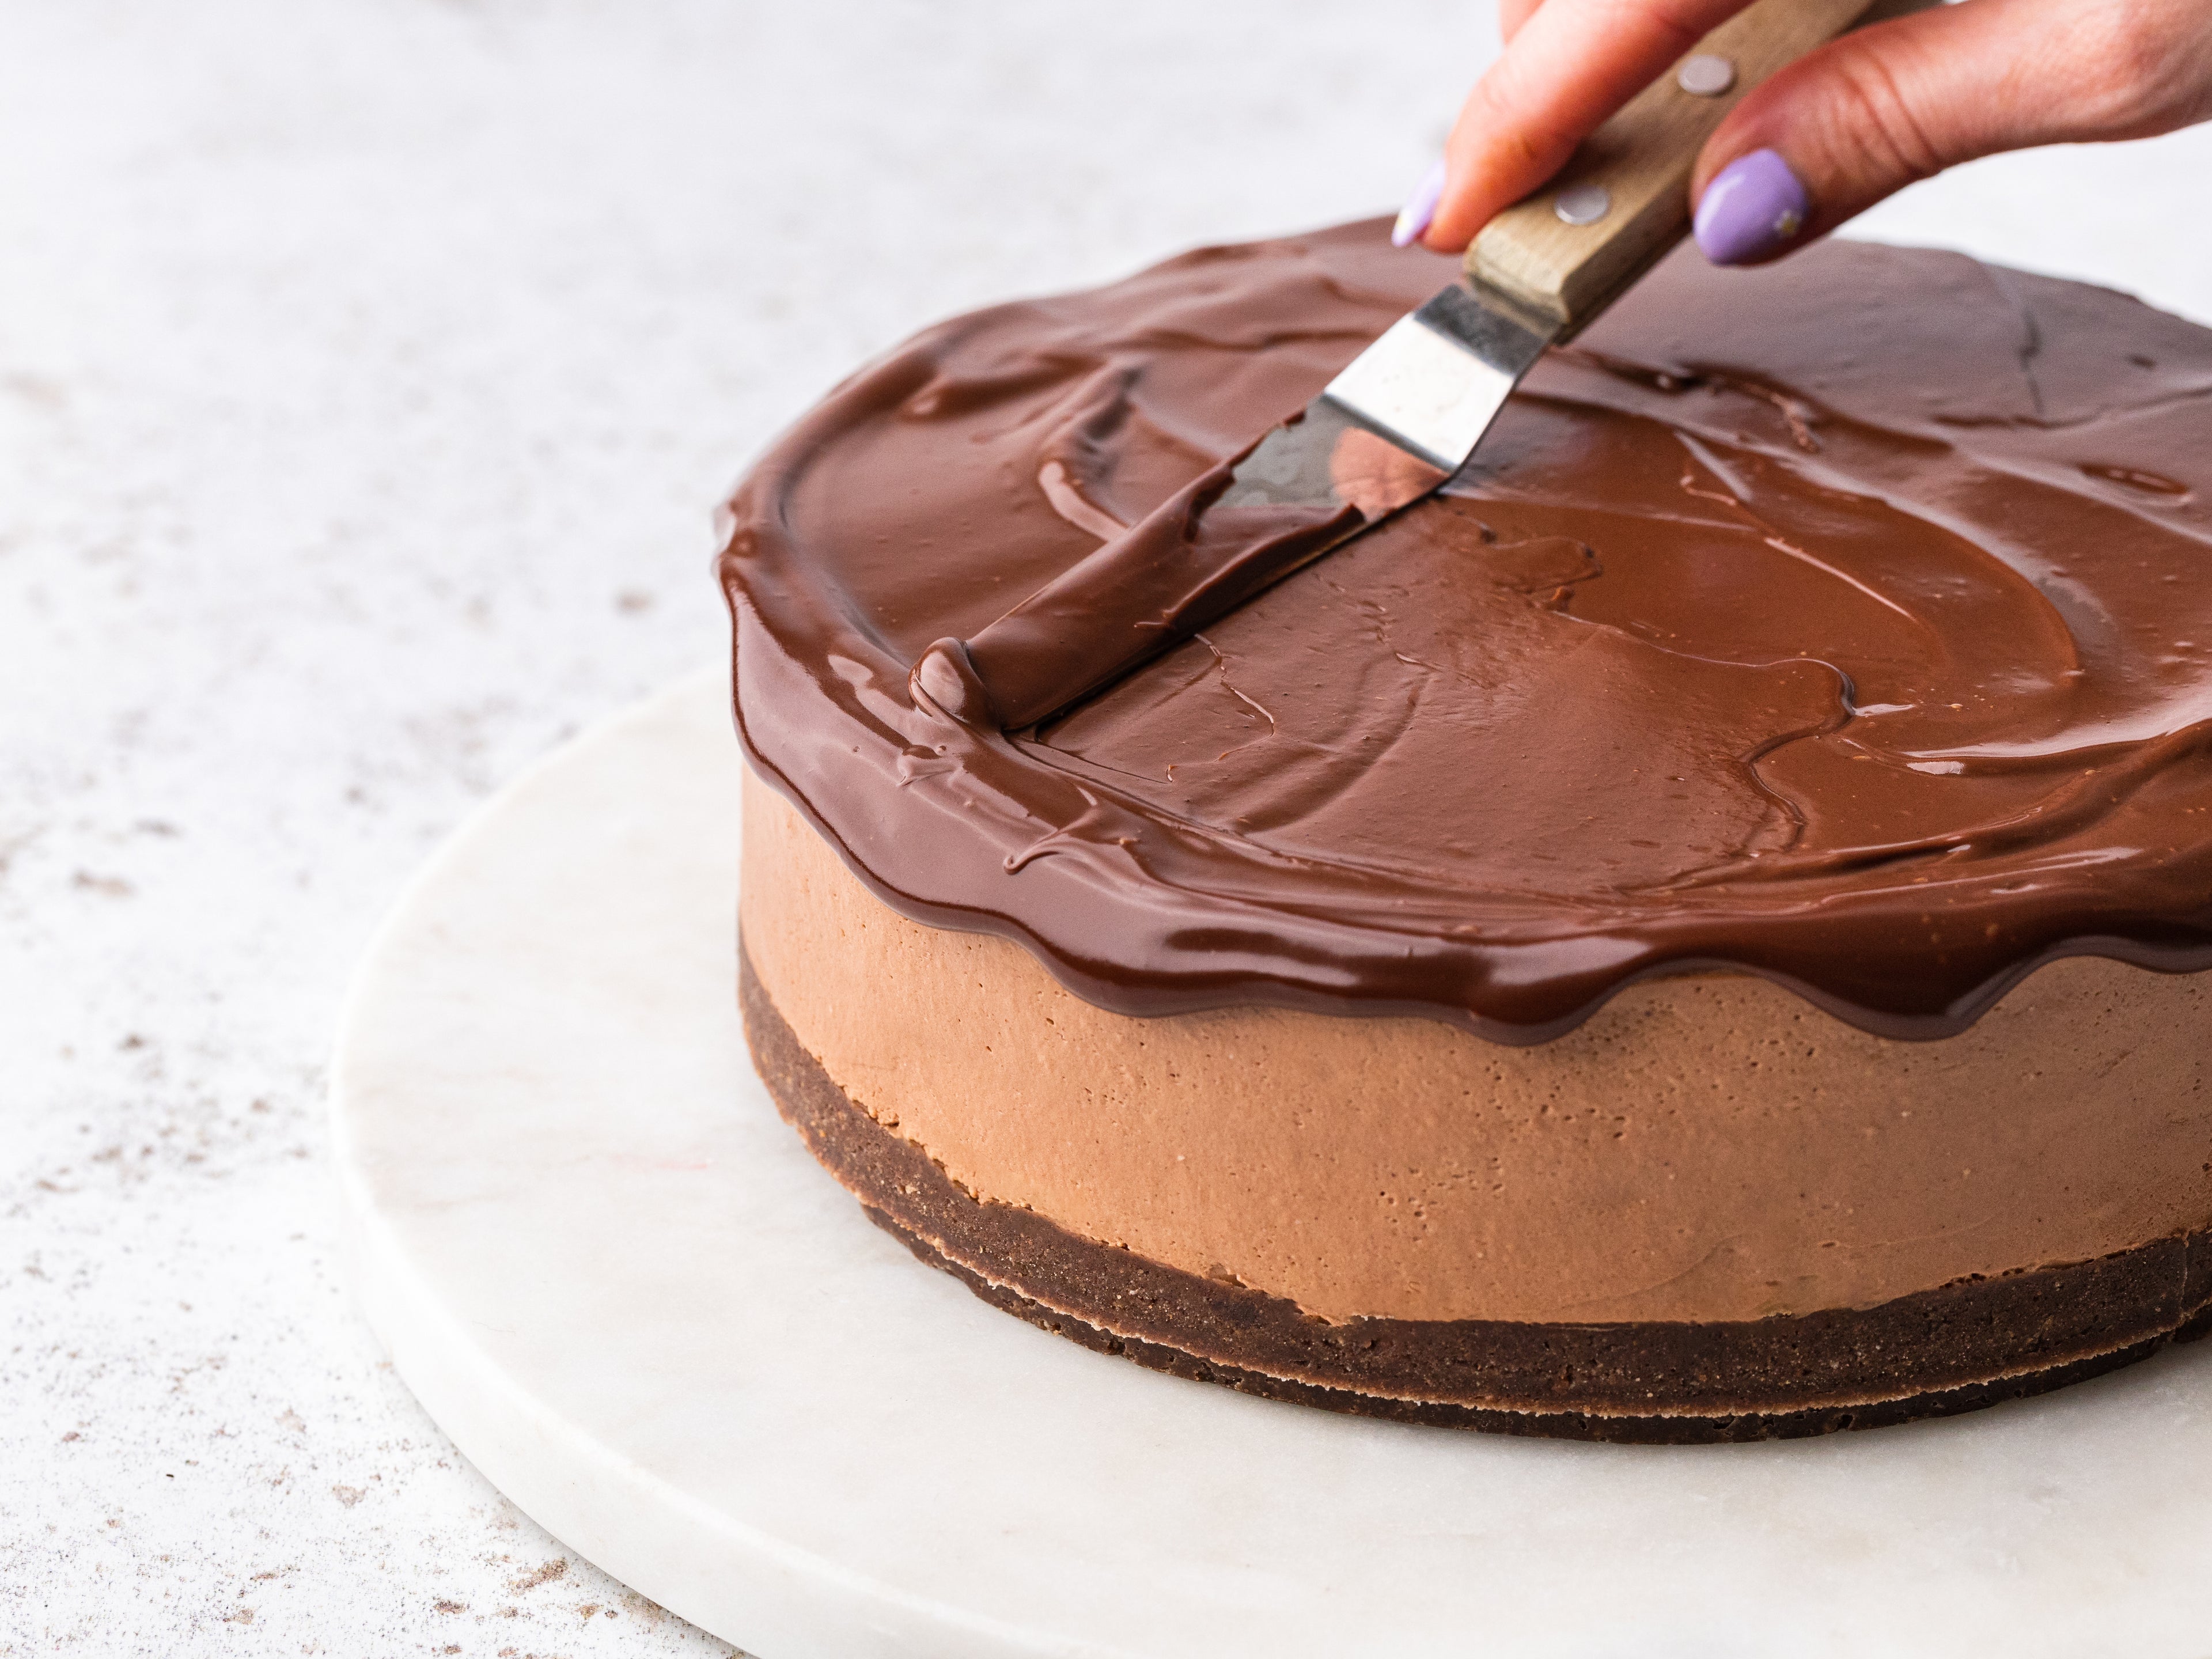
1394,0,2212,266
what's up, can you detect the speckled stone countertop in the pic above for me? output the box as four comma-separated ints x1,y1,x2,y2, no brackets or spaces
3,2,2210,1653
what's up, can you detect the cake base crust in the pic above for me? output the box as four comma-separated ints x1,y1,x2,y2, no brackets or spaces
743,946,2212,1444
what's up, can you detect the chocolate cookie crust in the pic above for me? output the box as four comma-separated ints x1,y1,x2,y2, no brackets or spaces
743,946,2212,1444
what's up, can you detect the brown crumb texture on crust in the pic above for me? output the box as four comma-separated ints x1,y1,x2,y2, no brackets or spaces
742,942,2212,1443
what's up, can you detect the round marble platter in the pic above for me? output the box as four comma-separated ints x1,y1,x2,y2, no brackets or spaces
331,667,2212,1658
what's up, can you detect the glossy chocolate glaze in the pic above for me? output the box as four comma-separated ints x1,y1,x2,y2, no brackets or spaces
918,401,1441,730
720,221,2212,1042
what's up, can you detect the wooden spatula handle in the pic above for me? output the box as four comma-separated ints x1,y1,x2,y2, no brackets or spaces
1465,0,1869,336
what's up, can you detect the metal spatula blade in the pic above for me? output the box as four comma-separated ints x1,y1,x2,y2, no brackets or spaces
1216,279,1556,521
908,281,1558,732
910,285,1551,733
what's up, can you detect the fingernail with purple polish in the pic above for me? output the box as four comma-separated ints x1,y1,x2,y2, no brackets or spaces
1694,149,1808,266
1392,158,1447,248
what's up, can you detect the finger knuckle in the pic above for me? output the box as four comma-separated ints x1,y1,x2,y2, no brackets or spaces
1825,46,1949,183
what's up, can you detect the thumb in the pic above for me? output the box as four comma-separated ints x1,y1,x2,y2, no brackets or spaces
1691,0,2212,265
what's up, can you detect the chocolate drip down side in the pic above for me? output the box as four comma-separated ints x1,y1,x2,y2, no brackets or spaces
722,224,2212,1042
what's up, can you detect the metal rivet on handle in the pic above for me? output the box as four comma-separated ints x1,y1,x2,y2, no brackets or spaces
1554,184,1611,226
1676,53,1736,96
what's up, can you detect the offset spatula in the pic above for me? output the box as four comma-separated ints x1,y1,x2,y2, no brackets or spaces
914,0,1869,733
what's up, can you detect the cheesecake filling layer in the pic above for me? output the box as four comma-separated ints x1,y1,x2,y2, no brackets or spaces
721,224,2212,1041
742,944,2211,1439
744,777,2212,1327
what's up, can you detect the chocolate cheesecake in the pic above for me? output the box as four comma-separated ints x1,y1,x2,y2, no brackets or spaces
720,222,2212,1441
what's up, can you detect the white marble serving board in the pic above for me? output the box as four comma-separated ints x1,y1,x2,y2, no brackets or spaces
329,668,2212,1658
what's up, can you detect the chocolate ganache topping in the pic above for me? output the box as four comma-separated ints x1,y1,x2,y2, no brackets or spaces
721,221,2212,1042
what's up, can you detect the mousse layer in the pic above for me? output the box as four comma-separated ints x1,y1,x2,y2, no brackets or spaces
739,873,2212,1440
744,777,2212,1327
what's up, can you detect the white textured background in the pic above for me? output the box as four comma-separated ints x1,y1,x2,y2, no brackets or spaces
3,2,2210,1654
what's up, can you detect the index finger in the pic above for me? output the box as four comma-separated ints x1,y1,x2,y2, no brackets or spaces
1425,0,1754,251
